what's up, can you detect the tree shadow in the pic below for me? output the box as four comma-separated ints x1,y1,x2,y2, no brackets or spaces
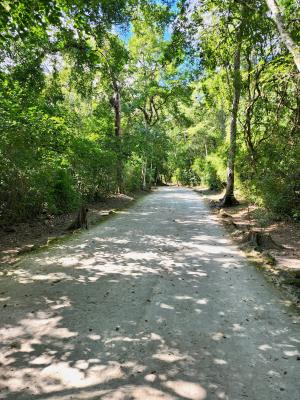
0,187,299,400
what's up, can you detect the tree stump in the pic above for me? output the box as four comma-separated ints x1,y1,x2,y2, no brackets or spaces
241,231,283,251
68,206,88,230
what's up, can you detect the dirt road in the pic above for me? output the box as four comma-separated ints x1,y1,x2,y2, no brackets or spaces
0,187,299,400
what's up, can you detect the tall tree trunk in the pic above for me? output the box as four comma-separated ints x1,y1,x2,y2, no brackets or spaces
244,53,255,163
266,0,300,72
221,27,243,207
111,81,123,193
218,108,227,139
142,158,147,190
149,160,153,187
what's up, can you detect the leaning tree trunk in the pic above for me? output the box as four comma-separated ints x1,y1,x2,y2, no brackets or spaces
111,81,123,193
221,32,242,207
265,0,300,72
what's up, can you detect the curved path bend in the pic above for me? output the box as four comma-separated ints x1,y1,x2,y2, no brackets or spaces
0,187,299,400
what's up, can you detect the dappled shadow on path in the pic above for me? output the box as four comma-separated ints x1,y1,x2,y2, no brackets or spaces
0,188,299,400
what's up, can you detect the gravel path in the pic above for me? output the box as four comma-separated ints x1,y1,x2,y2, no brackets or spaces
0,187,299,400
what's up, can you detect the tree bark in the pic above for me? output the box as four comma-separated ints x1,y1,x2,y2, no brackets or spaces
111,80,123,193
244,53,259,164
265,0,300,72
142,158,147,190
149,160,153,187
221,27,243,207
68,206,88,230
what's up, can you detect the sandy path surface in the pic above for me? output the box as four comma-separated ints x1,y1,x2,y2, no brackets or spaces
0,187,299,400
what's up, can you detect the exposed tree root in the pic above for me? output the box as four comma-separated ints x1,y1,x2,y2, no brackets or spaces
218,210,232,218
223,219,239,229
261,251,277,266
219,194,240,207
215,201,299,297
241,231,284,251
282,278,300,287
218,209,284,253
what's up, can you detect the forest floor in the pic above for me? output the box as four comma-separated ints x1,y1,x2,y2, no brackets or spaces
194,188,300,304
0,193,143,267
0,186,299,400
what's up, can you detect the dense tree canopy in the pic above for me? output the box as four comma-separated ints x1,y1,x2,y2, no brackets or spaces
0,0,299,222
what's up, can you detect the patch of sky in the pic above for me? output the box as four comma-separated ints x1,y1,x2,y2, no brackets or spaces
115,0,178,44
114,22,132,43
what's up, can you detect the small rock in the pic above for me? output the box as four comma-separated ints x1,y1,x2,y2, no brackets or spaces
115,326,120,331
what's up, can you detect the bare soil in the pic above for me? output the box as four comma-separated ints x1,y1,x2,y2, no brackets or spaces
0,193,142,267
194,187,300,303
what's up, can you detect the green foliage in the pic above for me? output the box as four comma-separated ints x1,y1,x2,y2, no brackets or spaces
0,0,299,224
167,0,300,217
192,158,223,190
123,155,143,192
0,2,178,222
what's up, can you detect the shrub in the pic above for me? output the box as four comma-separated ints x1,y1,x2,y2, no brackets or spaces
192,158,222,190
